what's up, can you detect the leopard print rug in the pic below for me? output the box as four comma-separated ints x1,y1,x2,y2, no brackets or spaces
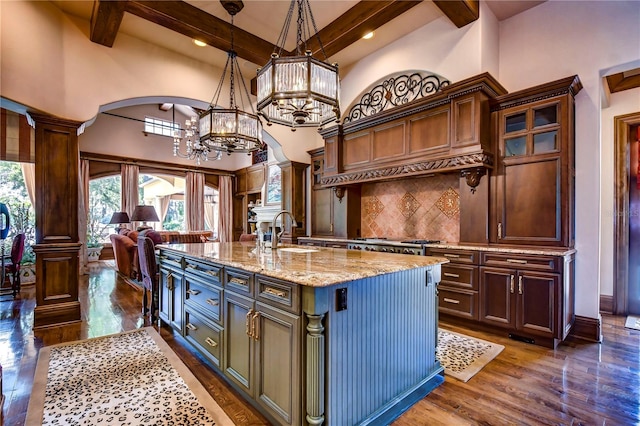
436,329,504,382
29,328,234,425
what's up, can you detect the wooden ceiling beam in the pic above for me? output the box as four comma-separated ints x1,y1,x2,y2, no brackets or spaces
301,1,423,60
90,0,127,47
433,0,479,28
124,1,276,66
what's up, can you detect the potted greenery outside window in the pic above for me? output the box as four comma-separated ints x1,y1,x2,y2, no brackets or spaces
20,244,36,284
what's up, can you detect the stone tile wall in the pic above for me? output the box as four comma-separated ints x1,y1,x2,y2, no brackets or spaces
361,174,460,243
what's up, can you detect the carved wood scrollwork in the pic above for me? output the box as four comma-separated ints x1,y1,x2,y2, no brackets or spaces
333,187,345,203
460,167,487,193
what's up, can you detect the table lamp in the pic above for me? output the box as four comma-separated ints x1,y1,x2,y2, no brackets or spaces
108,211,130,231
131,205,159,231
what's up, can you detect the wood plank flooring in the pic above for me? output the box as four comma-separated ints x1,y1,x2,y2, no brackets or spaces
1,261,639,425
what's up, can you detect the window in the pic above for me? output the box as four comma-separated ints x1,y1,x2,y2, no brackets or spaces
88,176,122,243
144,116,180,137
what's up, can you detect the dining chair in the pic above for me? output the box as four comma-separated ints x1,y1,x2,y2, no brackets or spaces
3,233,25,298
137,235,158,323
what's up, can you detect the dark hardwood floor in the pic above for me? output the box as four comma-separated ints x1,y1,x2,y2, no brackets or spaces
1,262,639,425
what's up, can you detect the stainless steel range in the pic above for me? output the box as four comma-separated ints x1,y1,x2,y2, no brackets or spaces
346,238,440,256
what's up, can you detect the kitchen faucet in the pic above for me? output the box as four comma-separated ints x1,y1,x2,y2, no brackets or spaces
272,210,298,248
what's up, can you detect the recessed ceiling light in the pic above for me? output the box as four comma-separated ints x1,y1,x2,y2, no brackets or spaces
193,39,207,47
362,31,375,40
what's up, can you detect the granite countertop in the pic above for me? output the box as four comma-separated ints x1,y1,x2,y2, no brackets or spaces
299,237,576,256
158,242,448,287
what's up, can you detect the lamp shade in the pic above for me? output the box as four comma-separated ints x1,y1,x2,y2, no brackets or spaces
131,205,159,223
108,211,130,225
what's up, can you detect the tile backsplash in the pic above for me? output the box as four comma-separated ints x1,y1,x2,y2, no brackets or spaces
361,174,460,243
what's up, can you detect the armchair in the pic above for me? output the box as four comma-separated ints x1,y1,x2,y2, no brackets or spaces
2,233,25,298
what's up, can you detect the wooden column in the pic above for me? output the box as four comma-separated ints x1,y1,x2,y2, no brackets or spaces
30,113,82,329
279,161,308,242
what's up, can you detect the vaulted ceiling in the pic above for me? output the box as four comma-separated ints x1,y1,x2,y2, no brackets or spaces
52,0,545,77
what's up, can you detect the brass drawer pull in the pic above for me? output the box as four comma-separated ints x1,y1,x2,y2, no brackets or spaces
229,277,248,287
246,309,254,338
205,337,218,348
507,258,528,264
187,263,197,269
166,273,174,291
206,270,220,278
510,275,515,293
186,323,197,331
264,287,287,298
443,253,460,258
518,275,523,294
206,298,219,307
186,289,201,296
251,311,260,341
443,298,460,304
443,272,460,278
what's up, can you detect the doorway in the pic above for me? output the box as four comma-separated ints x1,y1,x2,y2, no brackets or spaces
614,113,640,314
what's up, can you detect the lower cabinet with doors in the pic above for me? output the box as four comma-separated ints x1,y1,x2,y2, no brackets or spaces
158,251,184,333
429,245,575,348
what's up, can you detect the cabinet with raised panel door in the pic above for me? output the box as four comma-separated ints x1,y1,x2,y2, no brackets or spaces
158,252,184,333
479,252,572,347
491,76,581,247
223,268,301,426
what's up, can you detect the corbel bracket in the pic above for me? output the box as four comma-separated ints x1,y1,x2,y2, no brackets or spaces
460,167,486,193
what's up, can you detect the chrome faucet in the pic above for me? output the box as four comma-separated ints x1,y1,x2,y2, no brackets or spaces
272,210,298,248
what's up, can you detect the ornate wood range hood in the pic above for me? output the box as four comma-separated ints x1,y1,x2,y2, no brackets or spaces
318,72,507,191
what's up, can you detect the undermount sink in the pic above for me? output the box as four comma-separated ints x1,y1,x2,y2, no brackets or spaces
278,247,319,253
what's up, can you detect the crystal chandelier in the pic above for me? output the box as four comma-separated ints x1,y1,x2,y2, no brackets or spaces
256,0,340,130
173,113,221,165
199,1,262,155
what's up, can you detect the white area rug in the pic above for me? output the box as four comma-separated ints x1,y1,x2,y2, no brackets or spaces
26,327,234,425
436,329,504,382
625,315,640,331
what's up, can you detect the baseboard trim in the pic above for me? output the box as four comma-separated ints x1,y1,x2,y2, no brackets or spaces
599,295,613,314
570,315,602,343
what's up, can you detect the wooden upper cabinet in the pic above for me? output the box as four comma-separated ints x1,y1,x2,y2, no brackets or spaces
246,164,265,193
491,76,581,248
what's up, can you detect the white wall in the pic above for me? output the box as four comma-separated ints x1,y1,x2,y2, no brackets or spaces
498,0,640,318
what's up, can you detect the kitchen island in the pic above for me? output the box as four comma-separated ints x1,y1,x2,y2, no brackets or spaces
156,242,448,426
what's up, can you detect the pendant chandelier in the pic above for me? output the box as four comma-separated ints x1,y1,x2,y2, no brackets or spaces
173,112,222,165
173,0,262,165
256,0,340,130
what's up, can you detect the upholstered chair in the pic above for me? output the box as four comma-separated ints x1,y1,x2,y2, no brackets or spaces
137,235,158,323
3,233,25,298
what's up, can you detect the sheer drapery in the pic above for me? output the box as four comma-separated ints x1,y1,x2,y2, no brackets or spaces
20,163,35,206
78,159,90,274
219,175,233,243
185,171,204,231
204,194,216,236
154,195,171,230
121,164,139,222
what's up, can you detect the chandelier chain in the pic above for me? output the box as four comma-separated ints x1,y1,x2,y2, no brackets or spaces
305,0,329,60
275,0,295,57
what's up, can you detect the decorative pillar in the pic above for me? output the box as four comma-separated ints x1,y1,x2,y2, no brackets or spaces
30,113,82,329
306,313,325,426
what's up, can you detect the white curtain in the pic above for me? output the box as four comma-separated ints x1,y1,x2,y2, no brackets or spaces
20,163,35,206
203,193,217,235
185,171,204,231
78,159,90,274
121,164,139,223
219,175,233,243
154,195,171,230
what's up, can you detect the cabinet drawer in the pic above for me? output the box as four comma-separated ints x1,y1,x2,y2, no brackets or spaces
184,258,222,283
438,287,478,320
481,252,560,273
158,251,183,269
225,268,254,295
440,264,478,290
427,248,479,265
185,308,223,368
256,276,300,314
185,276,223,324
298,239,324,247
